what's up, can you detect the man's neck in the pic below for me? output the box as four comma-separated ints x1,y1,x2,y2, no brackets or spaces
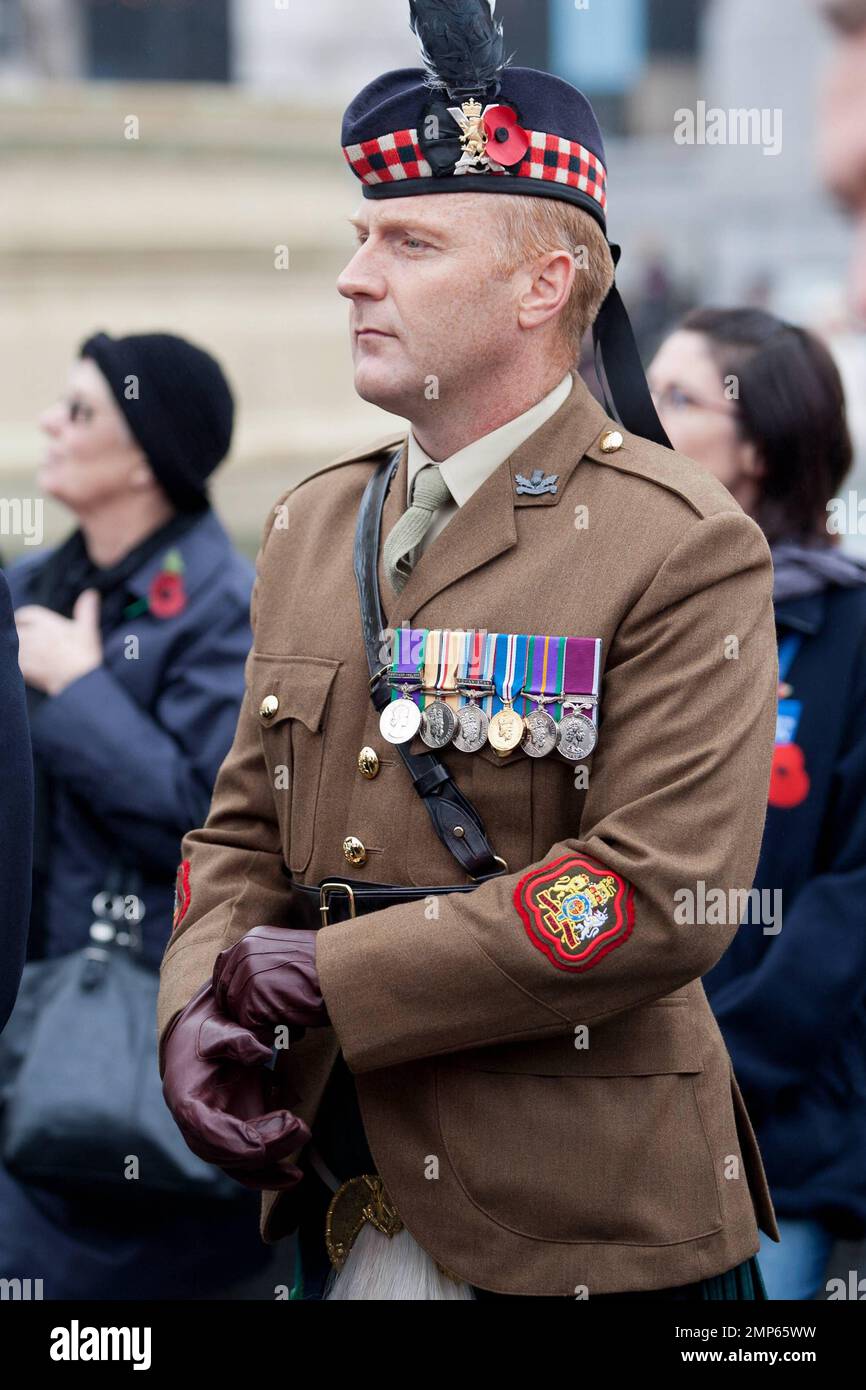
411,361,572,462
78,493,177,568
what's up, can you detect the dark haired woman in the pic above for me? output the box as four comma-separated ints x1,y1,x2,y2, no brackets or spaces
649,307,866,1300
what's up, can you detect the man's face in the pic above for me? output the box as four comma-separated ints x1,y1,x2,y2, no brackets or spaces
821,27,866,320
337,193,525,420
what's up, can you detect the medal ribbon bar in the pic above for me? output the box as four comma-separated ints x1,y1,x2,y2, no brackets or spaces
562,636,602,725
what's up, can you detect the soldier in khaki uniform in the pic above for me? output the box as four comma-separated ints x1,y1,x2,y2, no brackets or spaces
158,0,780,1300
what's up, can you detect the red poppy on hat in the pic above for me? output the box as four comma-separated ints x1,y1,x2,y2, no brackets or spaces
483,104,530,167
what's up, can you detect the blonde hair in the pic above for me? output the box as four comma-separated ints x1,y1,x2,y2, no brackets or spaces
490,197,615,362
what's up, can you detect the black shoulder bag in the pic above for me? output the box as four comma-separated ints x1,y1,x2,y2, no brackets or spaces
0,865,244,1200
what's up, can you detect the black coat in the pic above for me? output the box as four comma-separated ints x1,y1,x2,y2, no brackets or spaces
0,571,33,1031
705,581,866,1239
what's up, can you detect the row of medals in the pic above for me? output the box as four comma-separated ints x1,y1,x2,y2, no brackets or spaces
379,679,598,762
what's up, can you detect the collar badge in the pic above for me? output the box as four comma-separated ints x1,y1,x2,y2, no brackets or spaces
515,469,559,497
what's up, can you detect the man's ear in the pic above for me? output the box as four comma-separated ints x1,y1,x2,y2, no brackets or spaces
517,250,576,331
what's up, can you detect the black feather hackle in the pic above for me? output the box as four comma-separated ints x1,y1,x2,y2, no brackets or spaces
408,0,506,99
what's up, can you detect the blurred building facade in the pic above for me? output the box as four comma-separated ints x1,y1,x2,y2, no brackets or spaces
0,1,852,317
1,0,707,115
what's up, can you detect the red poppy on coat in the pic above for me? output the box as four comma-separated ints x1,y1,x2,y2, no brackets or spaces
483,105,530,166
149,571,187,619
768,743,810,809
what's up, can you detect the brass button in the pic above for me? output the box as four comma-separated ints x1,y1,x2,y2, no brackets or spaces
259,694,279,719
452,825,465,838
599,429,624,454
343,835,367,866
358,746,380,779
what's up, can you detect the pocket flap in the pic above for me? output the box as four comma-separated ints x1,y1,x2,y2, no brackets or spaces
446,1000,702,1076
249,653,340,733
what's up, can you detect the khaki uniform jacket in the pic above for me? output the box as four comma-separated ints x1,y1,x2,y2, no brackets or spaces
158,371,781,1296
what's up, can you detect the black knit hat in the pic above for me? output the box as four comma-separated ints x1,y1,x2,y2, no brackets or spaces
79,331,235,511
341,0,669,448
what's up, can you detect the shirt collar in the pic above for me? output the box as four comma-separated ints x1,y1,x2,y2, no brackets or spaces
407,372,573,508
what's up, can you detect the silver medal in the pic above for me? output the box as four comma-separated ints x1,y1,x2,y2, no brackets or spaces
452,701,490,753
420,698,458,749
520,707,558,758
379,697,422,745
556,711,598,762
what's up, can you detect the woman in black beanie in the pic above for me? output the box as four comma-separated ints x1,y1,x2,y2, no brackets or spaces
76,330,235,514
0,331,270,1299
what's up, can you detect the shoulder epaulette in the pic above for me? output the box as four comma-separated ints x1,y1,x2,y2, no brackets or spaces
583,426,742,522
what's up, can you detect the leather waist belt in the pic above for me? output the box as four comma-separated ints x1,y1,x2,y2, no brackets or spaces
291,874,503,928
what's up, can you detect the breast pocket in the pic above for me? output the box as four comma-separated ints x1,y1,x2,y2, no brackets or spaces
250,653,340,874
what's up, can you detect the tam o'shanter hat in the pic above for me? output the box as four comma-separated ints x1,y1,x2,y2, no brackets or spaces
341,0,670,448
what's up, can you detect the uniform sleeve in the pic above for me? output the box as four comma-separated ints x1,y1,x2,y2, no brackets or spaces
317,510,779,1074
707,630,866,1119
25,589,251,877
0,570,33,1030
157,500,293,1073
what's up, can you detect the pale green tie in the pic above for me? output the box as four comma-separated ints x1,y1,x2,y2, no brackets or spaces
383,464,452,595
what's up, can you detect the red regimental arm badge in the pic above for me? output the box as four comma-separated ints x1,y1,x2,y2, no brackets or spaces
514,853,634,972
172,859,191,932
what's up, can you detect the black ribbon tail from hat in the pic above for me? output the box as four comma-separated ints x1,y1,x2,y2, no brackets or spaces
592,244,671,450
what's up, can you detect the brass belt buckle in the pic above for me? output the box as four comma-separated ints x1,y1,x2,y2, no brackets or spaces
319,881,357,928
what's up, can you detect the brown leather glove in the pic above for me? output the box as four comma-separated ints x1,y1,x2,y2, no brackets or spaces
212,925,330,1042
161,981,310,1191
